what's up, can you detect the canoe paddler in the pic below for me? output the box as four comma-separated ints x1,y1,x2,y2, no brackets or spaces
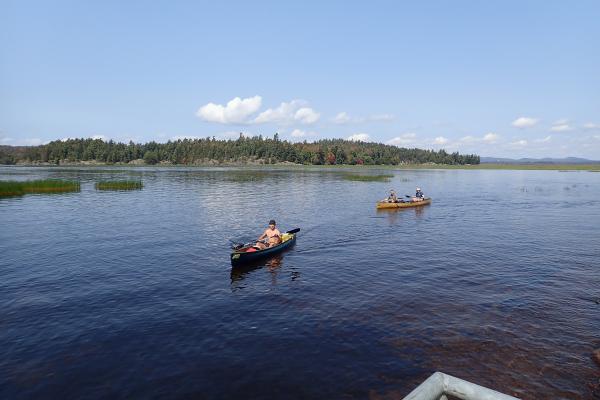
387,189,398,203
412,187,424,202
255,219,282,250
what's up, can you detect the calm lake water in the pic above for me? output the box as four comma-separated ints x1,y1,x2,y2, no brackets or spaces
1,166,599,399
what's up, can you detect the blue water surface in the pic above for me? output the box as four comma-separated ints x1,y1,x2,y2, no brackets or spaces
1,167,599,399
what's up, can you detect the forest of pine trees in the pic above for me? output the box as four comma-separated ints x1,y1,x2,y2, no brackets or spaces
0,135,480,166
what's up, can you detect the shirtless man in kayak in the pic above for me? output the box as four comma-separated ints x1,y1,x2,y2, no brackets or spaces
255,219,282,250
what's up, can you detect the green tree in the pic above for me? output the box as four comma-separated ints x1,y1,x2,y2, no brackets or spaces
144,151,159,165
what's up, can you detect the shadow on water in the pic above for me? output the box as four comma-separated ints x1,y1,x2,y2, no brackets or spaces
230,249,298,287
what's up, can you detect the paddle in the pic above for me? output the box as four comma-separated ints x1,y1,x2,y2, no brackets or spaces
405,195,428,202
229,238,249,249
229,240,245,250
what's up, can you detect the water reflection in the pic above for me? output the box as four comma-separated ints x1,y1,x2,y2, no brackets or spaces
414,205,426,218
375,204,429,224
376,208,401,224
230,254,285,289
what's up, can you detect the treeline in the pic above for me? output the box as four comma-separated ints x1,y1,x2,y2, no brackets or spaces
0,135,480,165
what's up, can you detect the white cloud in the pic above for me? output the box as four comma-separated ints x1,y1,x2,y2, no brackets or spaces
512,117,538,128
196,96,262,124
535,135,552,143
583,122,600,130
0,136,13,143
291,129,306,137
254,100,300,124
347,133,370,142
456,133,499,145
254,100,320,125
11,138,45,146
433,136,449,145
196,96,320,125
510,139,528,146
550,119,573,132
550,124,573,132
294,107,320,124
290,129,317,138
221,131,252,140
387,133,417,146
332,112,352,124
369,114,394,122
332,112,394,124
483,133,499,143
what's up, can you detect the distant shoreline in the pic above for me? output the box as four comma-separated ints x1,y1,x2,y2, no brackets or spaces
2,162,599,171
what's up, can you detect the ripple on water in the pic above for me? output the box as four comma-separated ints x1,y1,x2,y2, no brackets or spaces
1,166,599,399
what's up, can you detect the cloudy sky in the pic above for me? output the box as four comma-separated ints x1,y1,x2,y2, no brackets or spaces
1,1,599,158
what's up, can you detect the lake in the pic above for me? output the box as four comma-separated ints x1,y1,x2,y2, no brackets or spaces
1,166,599,399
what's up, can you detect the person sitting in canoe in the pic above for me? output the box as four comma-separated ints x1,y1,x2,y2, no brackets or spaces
387,189,399,203
255,219,282,250
412,187,424,202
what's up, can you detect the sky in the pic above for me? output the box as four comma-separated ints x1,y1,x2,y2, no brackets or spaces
1,0,599,158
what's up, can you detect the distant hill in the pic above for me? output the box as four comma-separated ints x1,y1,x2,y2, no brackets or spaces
481,156,600,164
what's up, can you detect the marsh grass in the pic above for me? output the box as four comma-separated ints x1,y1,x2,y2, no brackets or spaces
95,180,143,190
343,174,393,182
0,179,81,197
224,171,270,182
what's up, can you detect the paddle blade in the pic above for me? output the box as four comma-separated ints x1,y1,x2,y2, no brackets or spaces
286,228,300,234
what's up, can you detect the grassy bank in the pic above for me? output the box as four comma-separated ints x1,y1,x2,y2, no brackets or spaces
0,179,80,197
95,181,143,190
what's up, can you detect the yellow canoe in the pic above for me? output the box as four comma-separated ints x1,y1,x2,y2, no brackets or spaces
376,198,432,209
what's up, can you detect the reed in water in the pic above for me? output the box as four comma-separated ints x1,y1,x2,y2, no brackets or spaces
95,180,143,191
0,180,81,197
343,174,393,182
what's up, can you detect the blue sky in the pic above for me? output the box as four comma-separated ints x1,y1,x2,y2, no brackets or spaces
1,0,599,158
